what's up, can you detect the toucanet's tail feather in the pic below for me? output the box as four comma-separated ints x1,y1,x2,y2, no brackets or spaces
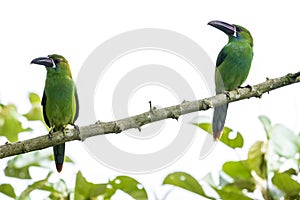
212,103,228,140
53,143,65,173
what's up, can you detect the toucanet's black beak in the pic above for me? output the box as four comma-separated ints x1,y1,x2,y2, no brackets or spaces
30,57,54,68
208,20,237,36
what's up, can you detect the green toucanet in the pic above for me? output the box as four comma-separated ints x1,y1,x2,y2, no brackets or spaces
31,54,79,172
208,20,253,140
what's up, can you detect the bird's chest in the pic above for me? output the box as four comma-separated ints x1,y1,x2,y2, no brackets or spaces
216,44,252,91
45,78,74,126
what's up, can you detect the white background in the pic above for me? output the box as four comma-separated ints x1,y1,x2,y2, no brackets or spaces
0,1,300,199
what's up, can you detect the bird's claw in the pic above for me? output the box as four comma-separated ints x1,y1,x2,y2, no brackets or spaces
48,127,54,140
149,101,153,113
223,91,230,99
71,123,80,136
62,128,68,136
238,84,253,91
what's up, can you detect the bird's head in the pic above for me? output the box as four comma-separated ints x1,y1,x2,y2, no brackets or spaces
30,54,72,77
208,20,253,47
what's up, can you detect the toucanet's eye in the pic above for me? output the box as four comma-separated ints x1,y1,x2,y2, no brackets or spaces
54,59,61,64
236,27,241,32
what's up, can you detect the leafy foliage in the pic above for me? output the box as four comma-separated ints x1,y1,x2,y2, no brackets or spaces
2,155,147,200
75,172,148,200
0,104,31,142
74,171,108,200
272,172,300,199
0,92,44,142
18,173,69,200
4,151,73,179
164,116,300,199
0,184,16,198
194,122,244,148
23,92,44,122
1,153,147,200
1,94,147,199
108,176,148,200
1,94,300,199
163,172,211,198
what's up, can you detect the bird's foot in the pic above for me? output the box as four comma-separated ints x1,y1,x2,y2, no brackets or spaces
62,127,68,136
149,100,153,113
238,85,253,91
182,99,189,103
71,123,80,136
148,100,158,122
48,127,54,140
223,91,230,99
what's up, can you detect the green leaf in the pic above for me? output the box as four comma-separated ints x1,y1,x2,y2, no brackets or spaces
74,171,108,200
19,173,68,200
109,176,148,200
163,172,212,199
269,124,300,159
23,93,44,122
258,115,271,138
28,92,41,104
226,179,256,193
0,104,31,142
222,161,251,180
44,179,69,200
194,123,244,148
0,184,16,198
282,168,297,176
272,172,300,198
247,141,267,179
19,173,55,200
4,152,50,179
213,185,252,200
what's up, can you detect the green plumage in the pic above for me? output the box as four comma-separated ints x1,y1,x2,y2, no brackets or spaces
31,54,79,172
208,21,253,140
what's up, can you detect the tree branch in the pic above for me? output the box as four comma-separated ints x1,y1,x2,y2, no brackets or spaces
1,71,300,159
